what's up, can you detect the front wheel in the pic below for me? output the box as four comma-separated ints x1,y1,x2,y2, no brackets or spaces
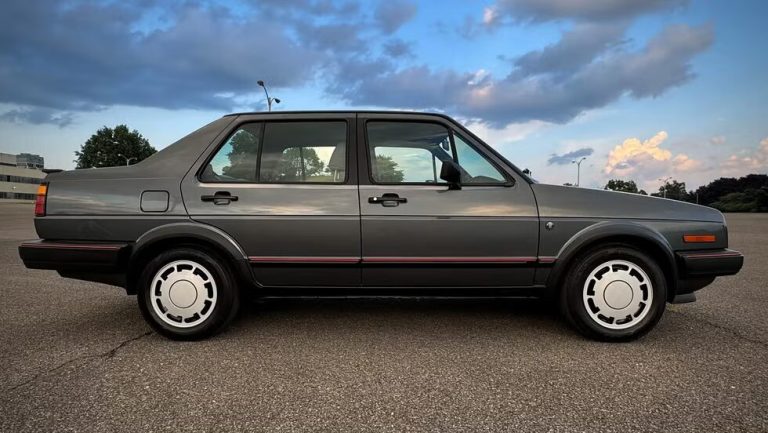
137,247,240,340
561,244,667,341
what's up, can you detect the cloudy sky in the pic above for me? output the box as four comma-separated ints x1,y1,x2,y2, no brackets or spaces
1,0,766,190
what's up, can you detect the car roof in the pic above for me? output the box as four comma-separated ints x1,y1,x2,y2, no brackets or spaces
223,110,453,119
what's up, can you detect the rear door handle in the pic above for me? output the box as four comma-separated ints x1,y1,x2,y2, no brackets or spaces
369,193,407,207
201,191,239,205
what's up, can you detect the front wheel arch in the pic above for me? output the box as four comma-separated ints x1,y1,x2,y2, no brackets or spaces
547,226,677,302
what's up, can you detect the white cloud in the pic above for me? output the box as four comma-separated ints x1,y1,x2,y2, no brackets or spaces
605,131,670,173
603,131,702,189
722,138,768,173
709,135,726,145
483,7,499,25
467,69,490,86
463,119,549,148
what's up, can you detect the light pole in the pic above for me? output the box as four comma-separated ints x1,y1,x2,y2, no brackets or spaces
95,151,107,167
572,157,587,187
117,154,136,166
658,176,672,198
257,80,281,111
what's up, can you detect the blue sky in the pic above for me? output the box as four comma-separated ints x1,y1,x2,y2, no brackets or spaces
1,0,766,190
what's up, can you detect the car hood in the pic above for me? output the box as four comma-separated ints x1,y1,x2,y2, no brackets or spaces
530,183,724,223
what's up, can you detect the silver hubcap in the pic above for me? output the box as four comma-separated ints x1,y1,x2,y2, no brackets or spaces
150,260,217,328
582,259,653,330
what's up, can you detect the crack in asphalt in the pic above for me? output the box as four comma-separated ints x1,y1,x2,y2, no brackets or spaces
667,308,768,349
7,331,152,392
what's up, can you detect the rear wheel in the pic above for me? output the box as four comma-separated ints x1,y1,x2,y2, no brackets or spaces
561,244,666,341
137,247,240,340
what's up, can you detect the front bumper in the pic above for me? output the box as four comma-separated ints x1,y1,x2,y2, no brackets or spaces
677,249,744,278
670,249,743,303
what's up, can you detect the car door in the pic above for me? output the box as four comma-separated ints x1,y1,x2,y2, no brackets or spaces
181,113,361,288
358,114,539,288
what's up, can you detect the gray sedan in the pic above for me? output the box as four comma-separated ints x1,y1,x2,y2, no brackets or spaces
19,111,743,341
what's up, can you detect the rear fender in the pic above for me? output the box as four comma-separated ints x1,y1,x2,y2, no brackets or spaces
128,222,254,294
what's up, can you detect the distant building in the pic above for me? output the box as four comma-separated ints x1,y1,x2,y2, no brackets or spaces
16,153,45,169
0,152,46,202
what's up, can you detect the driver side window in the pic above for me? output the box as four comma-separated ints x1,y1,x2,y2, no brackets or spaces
453,133,506,184
366,121,506,185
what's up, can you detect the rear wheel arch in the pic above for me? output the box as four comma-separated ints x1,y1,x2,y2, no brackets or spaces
128,223,254,294
547,223,677,301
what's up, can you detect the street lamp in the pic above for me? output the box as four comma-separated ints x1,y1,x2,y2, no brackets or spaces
95,151,107,168
658,176,672,198
572,157,587,187
257,80,281,111
117,154,136,166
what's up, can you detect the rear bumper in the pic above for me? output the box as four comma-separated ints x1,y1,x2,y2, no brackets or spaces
19,240,130,272
677,249,744,278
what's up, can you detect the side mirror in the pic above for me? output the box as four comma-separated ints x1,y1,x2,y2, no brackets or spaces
440,160,462,190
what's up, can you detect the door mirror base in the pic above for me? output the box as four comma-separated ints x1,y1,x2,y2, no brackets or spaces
440,160,462,190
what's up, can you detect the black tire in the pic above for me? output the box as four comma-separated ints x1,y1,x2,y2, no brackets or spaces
560,243,666,342
137,247,240,340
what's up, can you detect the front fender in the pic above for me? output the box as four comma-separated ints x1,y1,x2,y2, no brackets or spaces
546,220,677,293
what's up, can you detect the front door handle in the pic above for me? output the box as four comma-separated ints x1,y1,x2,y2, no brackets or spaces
369,193,407,207
201,191,239,205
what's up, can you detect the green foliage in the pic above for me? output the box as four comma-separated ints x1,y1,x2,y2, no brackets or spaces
75,125,156,168
710,187,768,212
693,174,768,207
275,147,325,181
651,179,691,201
612,174,768,211
223,129,260,179
373,155,405,182
604,179,640,193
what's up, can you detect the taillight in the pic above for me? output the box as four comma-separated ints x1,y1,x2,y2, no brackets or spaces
34,183,47,217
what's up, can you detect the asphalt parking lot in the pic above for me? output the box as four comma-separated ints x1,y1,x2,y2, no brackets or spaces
1,203,766,432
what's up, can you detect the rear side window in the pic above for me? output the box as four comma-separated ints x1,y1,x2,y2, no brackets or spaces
200,121,347,184
259,122,347,183
200,123,262,182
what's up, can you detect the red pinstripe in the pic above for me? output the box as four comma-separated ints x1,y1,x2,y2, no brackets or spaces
247,256,555,264
21,243,122,251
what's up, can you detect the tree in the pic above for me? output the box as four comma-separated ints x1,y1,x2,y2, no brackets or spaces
274,147,325,181
652,179,691,201
223,128,260,180
710,187,768,212
75,125,156,168
255,147,326,181
693,174,768,207
373,155,404,182
604,179,640,193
